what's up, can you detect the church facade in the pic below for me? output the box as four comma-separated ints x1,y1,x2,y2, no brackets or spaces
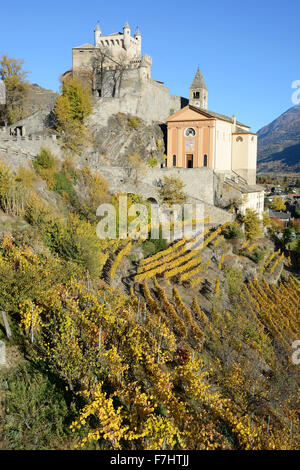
166,68,258,187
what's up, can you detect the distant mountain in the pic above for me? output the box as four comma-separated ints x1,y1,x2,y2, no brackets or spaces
257,105,300,173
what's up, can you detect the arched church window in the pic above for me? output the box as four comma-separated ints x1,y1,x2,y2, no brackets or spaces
184,128,196,137
236,136,243,142
203,154,208,167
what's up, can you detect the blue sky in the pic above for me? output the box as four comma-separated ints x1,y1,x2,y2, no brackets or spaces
0,0,299,131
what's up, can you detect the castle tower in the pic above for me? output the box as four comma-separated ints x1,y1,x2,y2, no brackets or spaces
94,21,102,47
134,27,142,57
189,67,207,110
123,21,131,50
139,54,152,81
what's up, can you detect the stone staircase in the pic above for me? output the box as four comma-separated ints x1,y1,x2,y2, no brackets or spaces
224,171,248,189
223,170,262,194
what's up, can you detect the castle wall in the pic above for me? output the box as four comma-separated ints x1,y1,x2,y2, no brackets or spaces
90,77,185,125
0,135,63,170
96,34,140,59
73,48,95,70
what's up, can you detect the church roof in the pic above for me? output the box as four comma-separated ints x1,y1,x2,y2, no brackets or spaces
188,106,249,127
168,105,250,129
190,67,207,90
233,125,256,135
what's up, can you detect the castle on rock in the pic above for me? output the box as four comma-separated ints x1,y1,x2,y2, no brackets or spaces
72,21,186,123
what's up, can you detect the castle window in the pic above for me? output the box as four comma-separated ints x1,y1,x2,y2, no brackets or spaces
193,92,200,99
173,155,177,167
184,127,196,137
236,136,243,142
203,154,208,167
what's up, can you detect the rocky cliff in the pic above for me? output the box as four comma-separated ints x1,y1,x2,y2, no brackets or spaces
86,112,166,167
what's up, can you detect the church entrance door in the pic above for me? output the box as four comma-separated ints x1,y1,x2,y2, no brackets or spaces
186,154,194,168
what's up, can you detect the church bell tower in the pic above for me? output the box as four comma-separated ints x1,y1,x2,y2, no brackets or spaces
189,67,207,110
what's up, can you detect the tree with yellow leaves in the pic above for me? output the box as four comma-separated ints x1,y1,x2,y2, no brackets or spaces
54,76,92,155
271,196,286,212
0,55,29,125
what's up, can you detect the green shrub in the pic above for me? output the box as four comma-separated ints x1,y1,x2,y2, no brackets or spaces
143,236,168,257
0,363,73,450
247,247,265,264
143,241,156,256
147,157,158,168
224,266,244,296
33,147,56,171
222,222,243,239
53,172,79,207
127,115,139,129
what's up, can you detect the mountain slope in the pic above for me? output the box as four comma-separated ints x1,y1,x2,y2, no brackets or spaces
26,83,58,116
257,105,300,173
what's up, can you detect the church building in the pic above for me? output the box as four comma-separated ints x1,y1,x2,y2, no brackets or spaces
166,68,258,186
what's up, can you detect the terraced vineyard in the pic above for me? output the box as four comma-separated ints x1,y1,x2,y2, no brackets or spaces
135,227,222,283
1,218,299,450
130,225,299,358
